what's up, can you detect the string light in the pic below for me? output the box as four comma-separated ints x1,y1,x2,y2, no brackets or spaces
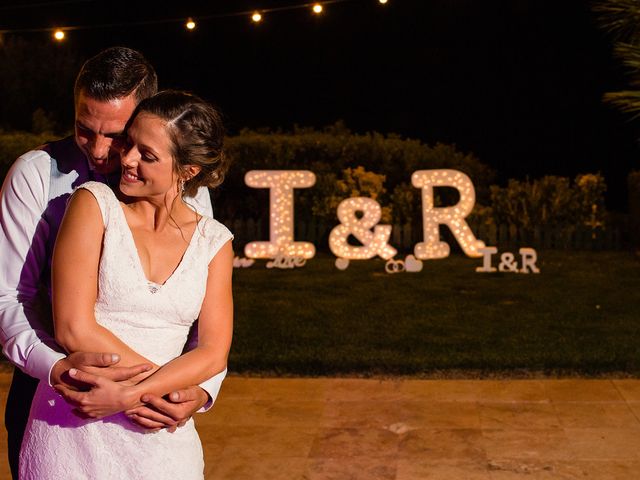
0,0,387,36
53,29,65,41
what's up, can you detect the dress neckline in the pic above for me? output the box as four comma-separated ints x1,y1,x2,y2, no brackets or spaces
114,198,204,292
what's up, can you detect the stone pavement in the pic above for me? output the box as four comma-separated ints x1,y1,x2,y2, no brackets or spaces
2,369,640,479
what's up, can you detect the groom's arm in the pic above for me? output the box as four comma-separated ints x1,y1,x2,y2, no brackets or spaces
0,153,66,383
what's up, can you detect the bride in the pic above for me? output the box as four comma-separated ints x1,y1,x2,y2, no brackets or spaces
19,90,233,479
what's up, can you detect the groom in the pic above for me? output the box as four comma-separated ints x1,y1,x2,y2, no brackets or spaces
0,46,226,478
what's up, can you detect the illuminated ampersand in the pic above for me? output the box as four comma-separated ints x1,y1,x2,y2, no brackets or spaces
244,170,316,259
412,169,485,259
329,197,397,260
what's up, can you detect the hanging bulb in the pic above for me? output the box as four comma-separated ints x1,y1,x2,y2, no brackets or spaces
252,11,262,23
185,18,196,30
312,4,323,14
53,29,65,41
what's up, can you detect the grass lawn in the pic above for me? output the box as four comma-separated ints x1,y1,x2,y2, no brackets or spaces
230,250,640,377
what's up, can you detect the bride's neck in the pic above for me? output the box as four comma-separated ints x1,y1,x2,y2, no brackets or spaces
121,193,194,231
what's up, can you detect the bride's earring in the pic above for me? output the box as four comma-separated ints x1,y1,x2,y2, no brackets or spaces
179,178,185,195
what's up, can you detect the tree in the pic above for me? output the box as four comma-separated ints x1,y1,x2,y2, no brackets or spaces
593,1,640,250
593,0,640,120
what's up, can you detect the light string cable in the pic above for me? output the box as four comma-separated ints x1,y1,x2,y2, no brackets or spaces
0,0,379,35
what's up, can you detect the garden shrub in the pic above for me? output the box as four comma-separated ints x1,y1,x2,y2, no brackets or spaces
489,173,607,233
310,166,390,223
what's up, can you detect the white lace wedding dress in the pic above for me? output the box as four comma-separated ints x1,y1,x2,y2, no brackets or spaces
19,181,233,479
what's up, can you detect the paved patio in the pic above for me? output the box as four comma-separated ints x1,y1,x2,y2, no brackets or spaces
2,369,640,479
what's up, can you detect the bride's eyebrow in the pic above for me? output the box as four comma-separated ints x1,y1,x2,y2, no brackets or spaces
136,141,161,157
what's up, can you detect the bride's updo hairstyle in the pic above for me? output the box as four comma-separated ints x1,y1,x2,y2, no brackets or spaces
132,90,229,197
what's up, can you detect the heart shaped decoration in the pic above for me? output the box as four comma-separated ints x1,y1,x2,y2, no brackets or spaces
335,258,350,270
404,254,423,272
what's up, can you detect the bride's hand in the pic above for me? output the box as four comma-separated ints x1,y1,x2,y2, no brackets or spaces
53,368,145,418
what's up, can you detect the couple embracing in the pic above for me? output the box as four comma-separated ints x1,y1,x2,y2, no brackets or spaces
0,46,233,479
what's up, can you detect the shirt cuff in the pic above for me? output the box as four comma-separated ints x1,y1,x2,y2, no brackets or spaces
197,367,227,413
26,342,66,385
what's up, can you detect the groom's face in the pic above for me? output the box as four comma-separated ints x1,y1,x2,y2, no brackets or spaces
74,90,138,175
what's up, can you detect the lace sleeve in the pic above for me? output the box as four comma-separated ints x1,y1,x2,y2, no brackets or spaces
74,181,117,228
203,218,234,263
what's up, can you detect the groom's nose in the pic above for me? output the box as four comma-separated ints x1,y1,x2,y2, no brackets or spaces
89,134,112,161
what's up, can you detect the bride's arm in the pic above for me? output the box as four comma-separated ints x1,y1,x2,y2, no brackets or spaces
52,189,157,371
129,240,233,396
64,239,233,418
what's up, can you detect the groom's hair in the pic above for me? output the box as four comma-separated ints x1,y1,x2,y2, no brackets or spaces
74,46,158,104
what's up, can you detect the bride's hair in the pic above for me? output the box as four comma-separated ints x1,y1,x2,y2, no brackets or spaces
132,90,229,197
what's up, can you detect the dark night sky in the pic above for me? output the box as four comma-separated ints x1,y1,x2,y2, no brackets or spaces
1,0,639,210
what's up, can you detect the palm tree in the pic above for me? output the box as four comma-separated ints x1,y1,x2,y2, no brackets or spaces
593,1,640,250
593,0,640,118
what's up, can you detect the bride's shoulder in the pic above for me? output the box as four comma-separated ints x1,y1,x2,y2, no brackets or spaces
74,181,116,200
71,182,118,223
199,216,234,243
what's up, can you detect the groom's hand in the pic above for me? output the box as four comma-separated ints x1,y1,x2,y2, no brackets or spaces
51,352,152,391
125,386,210,432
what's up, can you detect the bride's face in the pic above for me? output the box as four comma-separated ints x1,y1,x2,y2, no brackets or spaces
118,113,179,198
